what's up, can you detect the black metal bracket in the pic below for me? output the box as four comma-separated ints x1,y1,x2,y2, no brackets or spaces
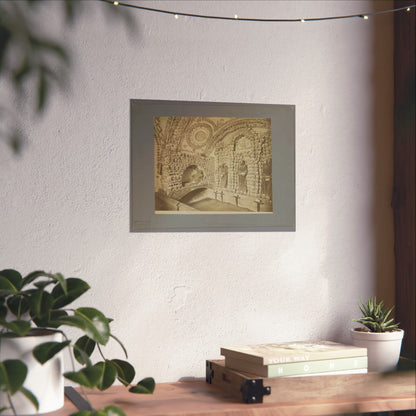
206,360,214,384
64,386,93,411
240,378,271,403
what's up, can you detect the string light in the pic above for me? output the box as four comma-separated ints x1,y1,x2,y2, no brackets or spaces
99,0,415,23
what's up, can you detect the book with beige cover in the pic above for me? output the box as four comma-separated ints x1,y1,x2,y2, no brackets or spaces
220,341,367,366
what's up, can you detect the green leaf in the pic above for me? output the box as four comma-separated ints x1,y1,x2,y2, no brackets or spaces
22,270,49,287
74,335,96,365
54,309,109,346
0,304,7,321
51,278,90,308
73,349,92,368
128,377,155,394
68,412,91,416
29,290,53,326
7,295,30,318
94,361,117,391
0,276,19,296
97,406,127,416
74,308,110,345
0,319,31,336
52,315,89,333
69,407,127,416
383,306,394,321
64,366,102,389
110,359,135,386
0,359,27,395
33,340,70,364
0,270,22,291
33,280,55,290
52,273,67,294
47,309,69,328
29,289,53,317
19,386,39,411
23,271,68,294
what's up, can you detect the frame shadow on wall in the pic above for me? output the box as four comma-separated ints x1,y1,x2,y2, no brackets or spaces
130,99,295,232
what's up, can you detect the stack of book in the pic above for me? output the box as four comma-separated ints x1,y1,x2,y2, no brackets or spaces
220,340,368,378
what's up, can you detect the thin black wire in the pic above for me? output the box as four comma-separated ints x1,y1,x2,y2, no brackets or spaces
99,0,415,23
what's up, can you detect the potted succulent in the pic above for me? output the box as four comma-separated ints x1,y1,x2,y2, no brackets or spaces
351,296,404,372
0,269,155,416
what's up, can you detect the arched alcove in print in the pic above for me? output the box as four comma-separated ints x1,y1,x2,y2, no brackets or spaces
182,165,205,187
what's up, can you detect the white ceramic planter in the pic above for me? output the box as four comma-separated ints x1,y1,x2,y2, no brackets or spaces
0,329,64,415
351,328,404,372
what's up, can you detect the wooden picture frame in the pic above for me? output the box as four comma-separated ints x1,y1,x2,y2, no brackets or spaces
130,99,295,231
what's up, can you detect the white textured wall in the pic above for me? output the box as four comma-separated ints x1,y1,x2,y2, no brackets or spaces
0,1,394,382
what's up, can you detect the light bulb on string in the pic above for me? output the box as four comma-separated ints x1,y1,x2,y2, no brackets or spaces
100,1,416,24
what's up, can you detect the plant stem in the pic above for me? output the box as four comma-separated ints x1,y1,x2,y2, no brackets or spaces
97,343,106,361
17,296,22,320
61,332,94,411
7,393,17,416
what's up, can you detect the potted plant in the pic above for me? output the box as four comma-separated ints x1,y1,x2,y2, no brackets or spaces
351,296,404,372
0,269,155,416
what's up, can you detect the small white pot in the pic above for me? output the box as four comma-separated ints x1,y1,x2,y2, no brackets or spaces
351,328,404,372
0,329,64,415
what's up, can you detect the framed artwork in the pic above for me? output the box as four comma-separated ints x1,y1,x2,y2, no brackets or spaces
130,99,295,231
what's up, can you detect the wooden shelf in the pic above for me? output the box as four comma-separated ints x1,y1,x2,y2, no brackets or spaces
51,367,415,416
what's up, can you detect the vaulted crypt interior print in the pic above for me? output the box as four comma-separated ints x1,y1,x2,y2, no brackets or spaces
154,116,273,214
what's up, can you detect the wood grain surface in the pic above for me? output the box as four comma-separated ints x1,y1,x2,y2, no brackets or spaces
50,367,415,416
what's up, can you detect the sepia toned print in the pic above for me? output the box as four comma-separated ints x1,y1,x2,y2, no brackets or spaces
154,116,273,214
